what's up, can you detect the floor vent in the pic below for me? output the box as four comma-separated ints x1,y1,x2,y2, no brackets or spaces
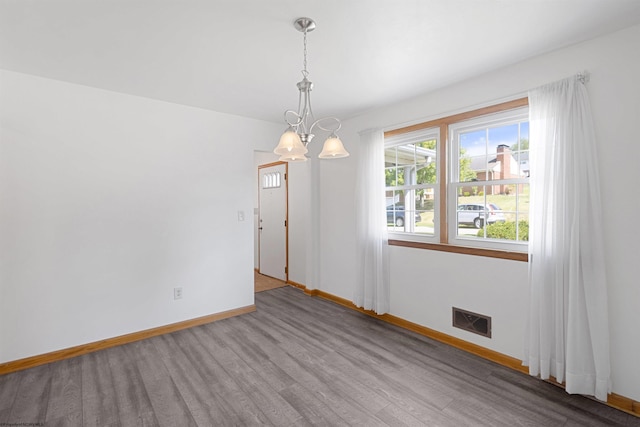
452,307,491,338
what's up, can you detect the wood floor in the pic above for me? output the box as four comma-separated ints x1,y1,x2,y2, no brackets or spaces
1,286,638,426
254,271,287,293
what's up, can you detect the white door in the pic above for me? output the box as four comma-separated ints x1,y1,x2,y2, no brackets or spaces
258,163,287,281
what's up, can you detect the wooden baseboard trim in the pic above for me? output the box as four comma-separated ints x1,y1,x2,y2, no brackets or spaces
0,304,256,376
307,289,640,417
286,279,307,291
607,393,640,416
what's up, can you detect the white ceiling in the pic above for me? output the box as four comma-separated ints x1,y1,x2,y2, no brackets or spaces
2,0,640,124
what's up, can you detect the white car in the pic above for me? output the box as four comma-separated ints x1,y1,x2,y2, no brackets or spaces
457,203,506,228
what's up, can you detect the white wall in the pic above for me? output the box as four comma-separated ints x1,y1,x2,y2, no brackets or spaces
316,24,640,401
0,70,282,362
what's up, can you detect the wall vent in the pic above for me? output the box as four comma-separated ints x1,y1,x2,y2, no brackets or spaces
452,307,491,338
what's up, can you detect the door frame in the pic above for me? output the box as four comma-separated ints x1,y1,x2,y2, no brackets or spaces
257,161,289,282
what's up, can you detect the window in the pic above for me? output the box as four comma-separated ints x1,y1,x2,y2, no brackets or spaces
384,98,529,259
262,171,281,189
449,107,529,252
384,128,439,240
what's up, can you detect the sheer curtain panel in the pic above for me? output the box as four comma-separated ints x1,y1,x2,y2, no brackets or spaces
525,74,611,401
353,129,390,314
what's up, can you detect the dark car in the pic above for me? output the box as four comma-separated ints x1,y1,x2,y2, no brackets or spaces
387,204,421,227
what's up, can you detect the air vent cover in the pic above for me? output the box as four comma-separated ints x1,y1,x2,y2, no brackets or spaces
452,307,491,338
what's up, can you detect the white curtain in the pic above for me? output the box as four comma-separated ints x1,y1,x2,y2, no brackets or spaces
525,74,611,401
353,128,390,314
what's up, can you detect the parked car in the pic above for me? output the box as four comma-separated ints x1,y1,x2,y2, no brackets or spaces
387,204,421,227
457,203,506,228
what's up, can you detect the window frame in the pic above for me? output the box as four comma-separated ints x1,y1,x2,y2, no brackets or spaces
448,106,530,253
383,97,529,261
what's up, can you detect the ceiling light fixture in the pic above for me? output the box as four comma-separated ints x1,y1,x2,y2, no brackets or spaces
273,17,349,162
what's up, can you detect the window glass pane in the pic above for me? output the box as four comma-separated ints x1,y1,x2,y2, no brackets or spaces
384,147,399,186
396,144,416,187
397,143,417,166
384,146,398,166
455,183,529,242
386,190,406,230
502,183,529,242
386,189,434,236
456,188,490,235
395,167,405,186
416,139,437,185
489,124,519,182
460,122,529,184
488,123,518,150
513,122,530,178
459,129,484,183
385,166,397,187
416,189,435,235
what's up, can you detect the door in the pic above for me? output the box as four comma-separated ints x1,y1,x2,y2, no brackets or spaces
258,163,287,281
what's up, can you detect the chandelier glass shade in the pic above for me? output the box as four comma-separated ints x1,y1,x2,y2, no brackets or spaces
274,18,349,162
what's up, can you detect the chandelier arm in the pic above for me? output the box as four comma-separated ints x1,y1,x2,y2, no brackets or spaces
310,117,342,134
284,110,304,127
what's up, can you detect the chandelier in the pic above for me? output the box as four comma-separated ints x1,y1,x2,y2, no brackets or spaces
273,17,349,162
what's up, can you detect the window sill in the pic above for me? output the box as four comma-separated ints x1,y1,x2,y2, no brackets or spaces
388,239,528,262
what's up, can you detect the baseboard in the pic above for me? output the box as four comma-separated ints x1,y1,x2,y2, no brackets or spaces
286,279,307,291
303,287,640,417
0,304,256,376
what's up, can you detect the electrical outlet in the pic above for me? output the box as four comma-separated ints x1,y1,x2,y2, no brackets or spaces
174,287,183,300
238,210,245,222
